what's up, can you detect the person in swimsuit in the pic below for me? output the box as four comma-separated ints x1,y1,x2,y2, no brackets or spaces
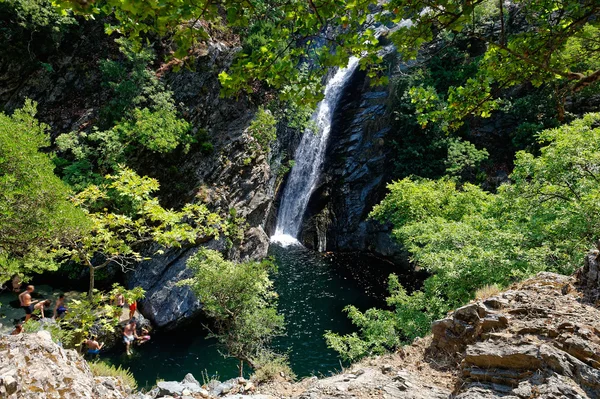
18,286,38,322
33,299,51,318
137,328,151,344
123,320,138,355
85,336,104,355
114,293,125,307
53,294,67,319
128,300,137,320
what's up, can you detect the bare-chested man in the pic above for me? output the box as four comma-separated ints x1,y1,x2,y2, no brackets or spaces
85,336,104,355
123,320,138,355
18,285,38,322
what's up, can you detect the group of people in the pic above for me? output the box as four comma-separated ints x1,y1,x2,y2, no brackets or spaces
17,285,67,322
84,293,150,356
9,285,67,335
9,279,150,356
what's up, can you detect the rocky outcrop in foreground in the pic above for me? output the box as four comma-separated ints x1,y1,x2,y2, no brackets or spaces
0,331,132,398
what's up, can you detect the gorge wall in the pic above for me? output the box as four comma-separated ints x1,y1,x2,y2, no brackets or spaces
1,14,411,328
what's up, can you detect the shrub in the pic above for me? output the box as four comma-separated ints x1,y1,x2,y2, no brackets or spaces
89,361,137,390
475,284,501,300
327,114,600,361
251,352,295,383
248,108,277,154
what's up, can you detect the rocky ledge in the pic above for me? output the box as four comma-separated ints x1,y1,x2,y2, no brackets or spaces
0,331,133,398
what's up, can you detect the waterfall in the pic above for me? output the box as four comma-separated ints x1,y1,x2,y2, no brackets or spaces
271,57,360,246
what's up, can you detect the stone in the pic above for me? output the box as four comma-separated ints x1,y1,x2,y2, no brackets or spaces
0,333,131,399
182,372,201,386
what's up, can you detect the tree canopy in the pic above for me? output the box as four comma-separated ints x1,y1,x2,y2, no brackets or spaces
0,100,89,282
58,167,226,297
51,0,598,113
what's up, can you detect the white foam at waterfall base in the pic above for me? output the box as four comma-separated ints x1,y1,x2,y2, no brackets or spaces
270,233,302,247
271,57,360,242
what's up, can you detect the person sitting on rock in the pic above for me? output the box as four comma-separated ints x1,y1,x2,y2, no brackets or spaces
53,294,67,319
18,285,38,322
33,299,51,319
136,327,151,344
123,320,138,355
85,336,104,355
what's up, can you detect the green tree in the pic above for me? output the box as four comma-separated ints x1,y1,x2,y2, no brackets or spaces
0,100,89,283
53,0,598,113
57,168,225,298
180,248,285,376
55,39,192,190
328,113,600,360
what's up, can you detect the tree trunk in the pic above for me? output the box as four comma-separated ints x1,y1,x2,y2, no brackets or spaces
239,359,244,378
88,265,95,299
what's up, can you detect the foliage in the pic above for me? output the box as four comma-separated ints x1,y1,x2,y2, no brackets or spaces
55,39,192,189
0,0,75,60
251,352,295,383
247,108,277,155
328,113,600,360
53,0,598,116
47,285,145,348
276,160,296,177
325,274,428,361
89,361,137,390
56,167,225,297
403,1,600,130
445,138,489,181
0,100,89,282
22,318,76,345
180,248,285,375
55,0,388,106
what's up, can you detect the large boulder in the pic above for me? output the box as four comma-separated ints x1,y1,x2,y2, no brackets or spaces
0,331,133,398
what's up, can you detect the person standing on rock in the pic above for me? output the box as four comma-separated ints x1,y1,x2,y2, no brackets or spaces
18,285,38,322
128,300,137,320
123,320,138,355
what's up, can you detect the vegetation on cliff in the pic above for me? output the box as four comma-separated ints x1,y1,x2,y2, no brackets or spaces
327,113,600,361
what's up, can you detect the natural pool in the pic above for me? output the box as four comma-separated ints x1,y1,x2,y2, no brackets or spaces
105,244,411,388
1,244,419,389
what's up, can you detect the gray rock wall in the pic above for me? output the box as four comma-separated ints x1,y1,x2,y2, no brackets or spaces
299,56,408,266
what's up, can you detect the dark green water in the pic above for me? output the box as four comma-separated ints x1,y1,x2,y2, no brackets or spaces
97,244,419,388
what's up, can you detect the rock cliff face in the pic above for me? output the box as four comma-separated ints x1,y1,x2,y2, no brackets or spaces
1,20,288,328
298,53,407,265
0,331,132,398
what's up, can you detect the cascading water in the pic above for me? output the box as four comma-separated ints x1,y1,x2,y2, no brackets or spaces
271,57,360,246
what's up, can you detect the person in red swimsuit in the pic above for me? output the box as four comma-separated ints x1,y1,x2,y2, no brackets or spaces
128,300,137,320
